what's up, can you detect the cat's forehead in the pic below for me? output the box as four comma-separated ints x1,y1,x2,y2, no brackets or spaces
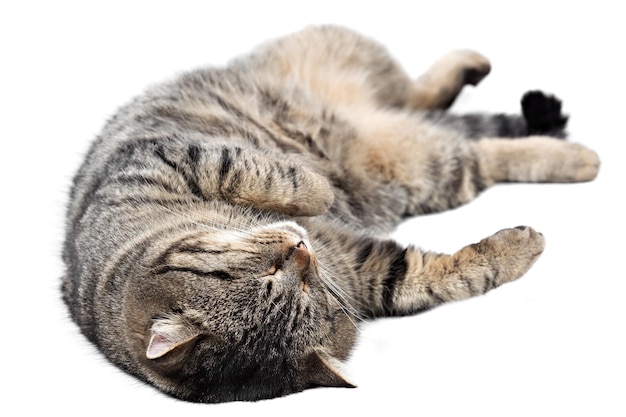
255,221,308,240
206,221,308,250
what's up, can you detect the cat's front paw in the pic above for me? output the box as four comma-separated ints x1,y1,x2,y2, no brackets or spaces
473,226,545,286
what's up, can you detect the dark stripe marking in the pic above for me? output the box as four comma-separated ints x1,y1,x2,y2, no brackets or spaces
154,144,205,200
218,147,232,184
155,266,236,280
287,166,298,190
381,247,408,314
354,240,374,271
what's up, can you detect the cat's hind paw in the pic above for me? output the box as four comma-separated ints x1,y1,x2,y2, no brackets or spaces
412,50,491,109
535,139,600,183
453,50,492,86
565,143,601,182
521,90,568,137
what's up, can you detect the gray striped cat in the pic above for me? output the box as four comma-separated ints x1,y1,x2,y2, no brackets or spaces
62,25,599,403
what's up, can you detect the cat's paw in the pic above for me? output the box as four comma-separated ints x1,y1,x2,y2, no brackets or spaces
563,142,601,182
413,50,491,109
429,49,491,86
294,171,335,216
540,140,601,183
521,90,568,137
449,50,492,86
473,226,545,286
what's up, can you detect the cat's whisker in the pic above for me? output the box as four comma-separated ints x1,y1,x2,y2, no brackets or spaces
317,263,365,325
317,262,360,305
158,204,262,237
323,285,363,330
267,298,290,321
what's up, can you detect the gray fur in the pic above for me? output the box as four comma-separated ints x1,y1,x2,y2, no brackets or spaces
62,25,599,403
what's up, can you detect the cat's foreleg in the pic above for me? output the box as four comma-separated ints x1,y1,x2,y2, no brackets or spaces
409,50,491,110
358,226,545,317
152,141,334,216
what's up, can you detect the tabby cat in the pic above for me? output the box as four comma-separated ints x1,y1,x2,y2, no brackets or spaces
62,25,599,403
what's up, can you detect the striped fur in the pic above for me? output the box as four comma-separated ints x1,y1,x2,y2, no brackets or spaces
62,25,600,403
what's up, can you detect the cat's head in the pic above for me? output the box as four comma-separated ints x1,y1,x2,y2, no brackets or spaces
124,220,356,402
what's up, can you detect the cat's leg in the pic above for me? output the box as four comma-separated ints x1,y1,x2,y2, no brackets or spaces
260,26,490,110
130,140,334,216
309,222,544,317
343,111,599,216
476,136,600,183
258,26,490,111
408,50,492,110
405,135,599,214
373,226,545,316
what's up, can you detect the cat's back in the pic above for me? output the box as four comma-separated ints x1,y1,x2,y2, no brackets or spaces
71,24,399,181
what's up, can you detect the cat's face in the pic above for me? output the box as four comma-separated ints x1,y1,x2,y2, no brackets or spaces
125,220,354,402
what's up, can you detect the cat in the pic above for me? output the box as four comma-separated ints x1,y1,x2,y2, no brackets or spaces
62,25,600,403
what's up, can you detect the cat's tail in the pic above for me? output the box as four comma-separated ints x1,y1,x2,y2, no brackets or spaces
423,90,569,139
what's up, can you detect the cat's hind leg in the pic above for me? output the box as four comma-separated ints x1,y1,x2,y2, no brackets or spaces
342,110,599,217
477,136,600,184
342,111,489,216
257,27,489,112
408,50,492,110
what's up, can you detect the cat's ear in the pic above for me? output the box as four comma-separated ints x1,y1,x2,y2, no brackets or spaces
146,317,199,360
301,349,356,389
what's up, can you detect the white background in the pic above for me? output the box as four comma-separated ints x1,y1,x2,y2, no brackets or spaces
2,1,624,415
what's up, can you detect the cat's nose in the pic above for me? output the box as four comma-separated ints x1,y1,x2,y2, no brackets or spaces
286,241,310,268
